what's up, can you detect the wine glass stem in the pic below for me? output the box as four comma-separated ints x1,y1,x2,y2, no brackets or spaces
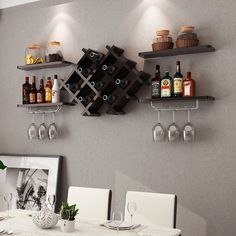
7,203,10,218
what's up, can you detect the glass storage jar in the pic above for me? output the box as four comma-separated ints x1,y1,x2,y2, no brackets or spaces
45,41,64,62
25,44,45,65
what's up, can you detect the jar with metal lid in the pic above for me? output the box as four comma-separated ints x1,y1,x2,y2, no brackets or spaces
45,41,64,63
25,44,45,65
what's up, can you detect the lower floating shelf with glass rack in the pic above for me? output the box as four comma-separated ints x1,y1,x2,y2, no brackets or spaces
139,96,215,111
17,102,74,114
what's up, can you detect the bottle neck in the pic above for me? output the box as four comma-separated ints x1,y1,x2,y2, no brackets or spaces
176,64,181,73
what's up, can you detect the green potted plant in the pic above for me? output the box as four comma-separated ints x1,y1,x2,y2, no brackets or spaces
60,202,79,233
0,160,6,170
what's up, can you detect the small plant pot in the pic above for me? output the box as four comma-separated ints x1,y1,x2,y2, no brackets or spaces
61,219,75,233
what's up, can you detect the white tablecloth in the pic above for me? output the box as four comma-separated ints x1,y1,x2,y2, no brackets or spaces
0,210,181,236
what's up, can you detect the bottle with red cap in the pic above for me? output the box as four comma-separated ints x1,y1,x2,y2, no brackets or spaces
183,72,195,97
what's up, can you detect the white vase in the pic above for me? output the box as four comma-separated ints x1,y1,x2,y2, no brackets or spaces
61,219,75,233
33,205,59,229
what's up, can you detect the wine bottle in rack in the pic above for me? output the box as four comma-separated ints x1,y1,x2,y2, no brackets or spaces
78,96,92,106
78,67,93,77
102,95,117,104
91,81,104,91
115,79,128,89
90,51,104,61
102,65,116,74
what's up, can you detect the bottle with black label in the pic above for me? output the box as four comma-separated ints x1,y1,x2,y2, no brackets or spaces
151,65,161,98
173,61,183,97
161,71,172,97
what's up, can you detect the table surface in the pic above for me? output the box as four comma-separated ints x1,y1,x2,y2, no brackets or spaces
0,210,182,236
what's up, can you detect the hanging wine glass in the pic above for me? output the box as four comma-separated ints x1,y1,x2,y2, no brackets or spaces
167,111,181,142
152,111,165,142
183,110,195,142
28,113,38,140
38,113,48,140
48,112,58,140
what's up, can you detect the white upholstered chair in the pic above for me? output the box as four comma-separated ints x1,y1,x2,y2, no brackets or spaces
67,186,112,221
124,191,177,228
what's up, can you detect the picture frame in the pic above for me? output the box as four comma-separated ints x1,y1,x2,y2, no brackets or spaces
0,154,62,212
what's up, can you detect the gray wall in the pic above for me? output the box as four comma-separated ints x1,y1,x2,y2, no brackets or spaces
0,0,235,235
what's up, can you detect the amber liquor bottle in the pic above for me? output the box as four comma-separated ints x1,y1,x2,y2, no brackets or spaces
22,76,31,104
37,79,45,103
45,77,52,103
151,65,161,98
183,72,195,97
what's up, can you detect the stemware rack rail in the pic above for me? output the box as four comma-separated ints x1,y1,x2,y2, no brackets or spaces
140,96,215,111
17,103,64,114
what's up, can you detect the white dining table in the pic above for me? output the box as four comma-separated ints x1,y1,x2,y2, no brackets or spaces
0,210,181,236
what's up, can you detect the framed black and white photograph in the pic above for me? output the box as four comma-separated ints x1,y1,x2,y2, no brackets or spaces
0,155,62,212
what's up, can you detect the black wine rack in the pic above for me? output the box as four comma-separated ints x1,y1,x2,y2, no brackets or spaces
61,45,150,116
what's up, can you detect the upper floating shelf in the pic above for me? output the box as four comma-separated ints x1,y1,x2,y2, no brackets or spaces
138,45,215,59
140,96,215,103
17,61,74,71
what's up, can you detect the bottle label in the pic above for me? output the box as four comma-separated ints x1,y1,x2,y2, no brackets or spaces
52,90,60,103
37,93,43,103
45,88,52,102
174,78,183,94
184,82,191,96
29,93,36,103
161,79,171,97
152,81,160,97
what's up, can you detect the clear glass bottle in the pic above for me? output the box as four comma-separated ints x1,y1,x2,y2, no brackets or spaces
25,44,45,65
45,41,64,62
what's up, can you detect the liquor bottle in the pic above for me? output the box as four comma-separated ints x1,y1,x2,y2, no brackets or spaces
183,72,195,97
45,77,52,103
161,71,173,97
78,67,92,77
103,95,116,104
22,76,31,104
37,79,45,103
29,76,37,104
151,65,161,98
173,61,183,97
78,96,92,106
102,65,116,74
115,79,128,89
91,81,104,91
52,75,60,103
90,51,104,61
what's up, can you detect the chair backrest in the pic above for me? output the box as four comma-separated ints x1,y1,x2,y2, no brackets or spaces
124,191,177,228
67,186,112,221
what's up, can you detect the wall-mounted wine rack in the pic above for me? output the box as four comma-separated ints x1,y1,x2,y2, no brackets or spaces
61,45,150,116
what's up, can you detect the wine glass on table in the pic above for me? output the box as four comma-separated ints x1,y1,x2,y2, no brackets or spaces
127,202,137,230
112,212,123,234
48,194,56,211
4,193,13,219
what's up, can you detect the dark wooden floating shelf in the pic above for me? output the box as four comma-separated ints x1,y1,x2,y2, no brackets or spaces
17,61,74,71
138,45,215,59
140,96,215,103
17,102,74,108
